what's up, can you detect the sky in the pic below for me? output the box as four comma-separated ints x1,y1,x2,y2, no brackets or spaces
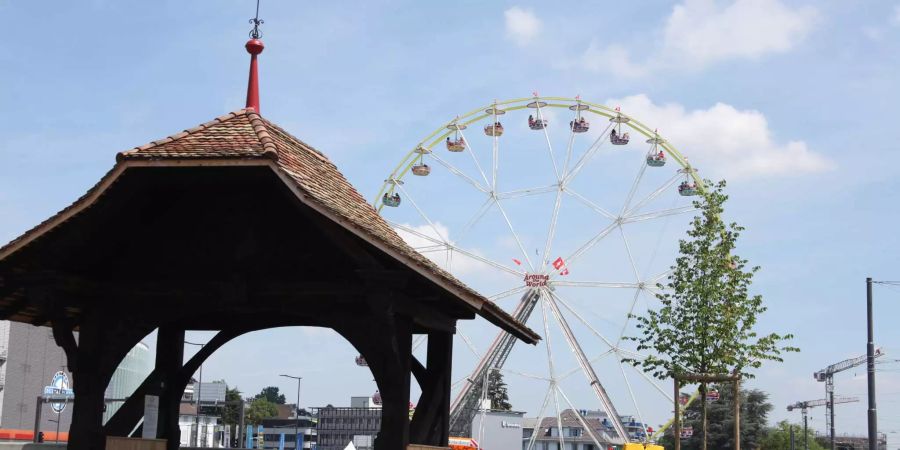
2,0,900,445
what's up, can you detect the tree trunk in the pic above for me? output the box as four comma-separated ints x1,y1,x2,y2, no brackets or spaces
701,382,708,450
733,379,741,450
674,377,681,450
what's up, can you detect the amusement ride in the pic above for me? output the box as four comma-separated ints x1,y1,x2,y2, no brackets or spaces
372,95,704,447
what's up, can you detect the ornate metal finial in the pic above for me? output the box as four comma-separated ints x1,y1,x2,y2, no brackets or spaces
249,0,264,39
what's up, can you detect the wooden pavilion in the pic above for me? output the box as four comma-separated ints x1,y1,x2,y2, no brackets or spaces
0,34,539,450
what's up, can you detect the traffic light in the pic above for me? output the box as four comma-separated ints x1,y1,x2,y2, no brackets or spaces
36,432,45,443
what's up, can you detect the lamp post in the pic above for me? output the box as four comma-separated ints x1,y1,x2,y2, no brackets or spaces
185,340,206,448
280,374,302,450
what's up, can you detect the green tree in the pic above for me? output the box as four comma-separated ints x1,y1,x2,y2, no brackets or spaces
246,398,278,425
221,386,243,426
624,180,797,450
254,386,286,404
760,420,825,450
487,371,512,410
659,385,771,450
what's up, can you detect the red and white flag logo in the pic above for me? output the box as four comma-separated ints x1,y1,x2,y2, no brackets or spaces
552,257,569,276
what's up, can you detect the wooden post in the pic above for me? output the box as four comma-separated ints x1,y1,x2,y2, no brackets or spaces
733,378,741,450
68,318,110,450
700,382,708,450
674,377,681,450
154,327,185,450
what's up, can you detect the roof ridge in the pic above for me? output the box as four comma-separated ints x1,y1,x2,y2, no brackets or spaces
245,110,280,160
256,116,330,163
116,108,257,161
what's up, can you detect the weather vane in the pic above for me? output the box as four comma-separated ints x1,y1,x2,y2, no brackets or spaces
249,0,264,39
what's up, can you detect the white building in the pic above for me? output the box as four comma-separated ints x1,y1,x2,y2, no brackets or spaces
103,341,152,424
179,402,220,447
470,409,525,450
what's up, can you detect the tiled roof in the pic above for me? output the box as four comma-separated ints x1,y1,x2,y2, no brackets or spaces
1,109,539,343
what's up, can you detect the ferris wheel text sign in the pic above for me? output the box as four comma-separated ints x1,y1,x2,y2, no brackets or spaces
524,274,549,287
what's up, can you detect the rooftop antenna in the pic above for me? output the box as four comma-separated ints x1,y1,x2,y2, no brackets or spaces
245,0,265,113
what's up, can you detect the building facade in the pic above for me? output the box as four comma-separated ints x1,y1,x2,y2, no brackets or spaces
0,321,74,433
261,413,317,450
470,409,525,450
523,409,623,450
315,402,381,450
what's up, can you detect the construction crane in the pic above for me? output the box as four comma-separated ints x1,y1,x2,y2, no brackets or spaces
787,397,859,450
814,348,883,449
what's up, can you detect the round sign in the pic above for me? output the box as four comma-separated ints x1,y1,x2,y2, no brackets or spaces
46,371,72,413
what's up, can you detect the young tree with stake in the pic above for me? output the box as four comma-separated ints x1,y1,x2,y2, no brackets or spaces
624,180,797,450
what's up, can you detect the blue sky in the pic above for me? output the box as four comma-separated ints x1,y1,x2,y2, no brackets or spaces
2,0,900,444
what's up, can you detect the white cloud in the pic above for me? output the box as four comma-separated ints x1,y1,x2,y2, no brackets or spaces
580,0,817,77
662,0,817,66
608,94,834,179
581,41,648,78
893,4,900,26
504,7,542,46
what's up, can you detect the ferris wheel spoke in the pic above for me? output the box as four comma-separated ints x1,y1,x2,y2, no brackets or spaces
627,360,674,403
561,108,579,178
624,172,681,216
537,297,567,450
557,349,616,381
564,221,619,267
535,104,562,183
616,289,642,348
395,183,450,244
412,335,426,352
457,328,481,358
488,285,530,302
492,197,535,271
620,157,649,216
564,188,617,220
389,221,523,277
550,280,640,289
496,184,558,200
550,290,618,352
540,186,565,269
458,196,495,240
562,122,613,186
497,367,552,382
525,383,556,450
543,290,629,441
618,358,647,440
649,268,672,284
556,381,614,447
428,151,490,193
456,127,492,189
624,205,696,224
413,244,449,253
619,226,642,282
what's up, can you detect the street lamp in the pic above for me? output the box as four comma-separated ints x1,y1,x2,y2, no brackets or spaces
185,340,207,448
280,374,302,450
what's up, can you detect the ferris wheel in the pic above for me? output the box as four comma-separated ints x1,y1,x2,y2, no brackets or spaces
374,95,703,446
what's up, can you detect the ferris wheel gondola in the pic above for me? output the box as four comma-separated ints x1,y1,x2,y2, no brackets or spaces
678,168,699,196
446,121,467,151
646,131,666,167
610,109,631,145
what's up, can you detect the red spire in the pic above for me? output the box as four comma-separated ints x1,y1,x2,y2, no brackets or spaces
245,38,264,113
